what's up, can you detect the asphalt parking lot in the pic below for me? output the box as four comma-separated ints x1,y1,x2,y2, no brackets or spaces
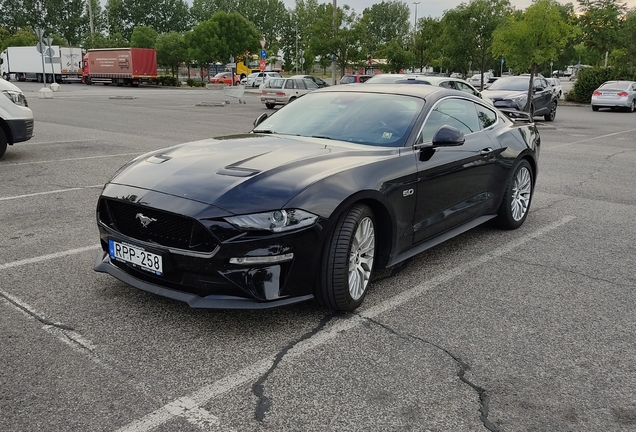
1,82,635,432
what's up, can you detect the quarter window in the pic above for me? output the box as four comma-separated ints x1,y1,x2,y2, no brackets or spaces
475,104,497,129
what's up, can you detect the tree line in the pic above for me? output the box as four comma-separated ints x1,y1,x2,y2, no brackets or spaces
1,0,635,79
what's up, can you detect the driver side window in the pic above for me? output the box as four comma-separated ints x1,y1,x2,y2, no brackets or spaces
419,99,480,143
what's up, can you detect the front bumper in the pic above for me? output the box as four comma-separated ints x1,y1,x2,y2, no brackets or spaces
94,251,313,309
7,118,34,143
94,192,329,309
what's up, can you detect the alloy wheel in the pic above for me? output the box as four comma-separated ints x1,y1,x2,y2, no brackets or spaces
348,217,375,300
511,166,532,221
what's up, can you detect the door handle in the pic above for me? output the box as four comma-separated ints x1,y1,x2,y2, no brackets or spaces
480,147,494,156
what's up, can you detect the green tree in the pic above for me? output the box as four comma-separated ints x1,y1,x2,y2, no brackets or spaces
186,12,260,76
130,26,158,48
190,0,239,23
238,0,288,49
309,4,364,77
0,28,38,51
377,38,414,73
110,0,190,39
441,0,512,89
413,17,442,72
618,8,636,69
156,31,187,77
360,0,410,55
577,0,627,60
492,0,571,111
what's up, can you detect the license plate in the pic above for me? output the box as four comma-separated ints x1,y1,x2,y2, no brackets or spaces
267,99,275,103
109,239,163,276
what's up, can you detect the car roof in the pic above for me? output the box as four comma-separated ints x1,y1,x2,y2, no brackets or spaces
316,83,475,101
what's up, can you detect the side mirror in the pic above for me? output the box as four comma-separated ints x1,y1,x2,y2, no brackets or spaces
253,112,268,128
432,125,465,147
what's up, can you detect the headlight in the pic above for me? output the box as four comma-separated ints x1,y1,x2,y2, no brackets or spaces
512,94,526,103
2,90,28,107
225,209,318,233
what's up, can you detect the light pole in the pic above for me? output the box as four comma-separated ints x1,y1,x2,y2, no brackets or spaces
331,0,337,85
413,2,420,31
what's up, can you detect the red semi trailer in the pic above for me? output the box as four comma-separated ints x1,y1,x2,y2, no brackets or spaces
82,48,157,86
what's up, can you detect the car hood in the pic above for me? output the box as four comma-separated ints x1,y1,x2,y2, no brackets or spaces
481,89,526,100
109,134,399,214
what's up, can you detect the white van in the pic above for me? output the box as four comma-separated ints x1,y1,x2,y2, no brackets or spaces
0,78,33,158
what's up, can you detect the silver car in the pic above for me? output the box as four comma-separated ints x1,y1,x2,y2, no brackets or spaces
260,78,319,109
365,74,493,105
591,81,636,112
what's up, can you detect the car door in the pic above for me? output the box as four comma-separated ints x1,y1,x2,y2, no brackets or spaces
532,77,552,115
412,97,500,244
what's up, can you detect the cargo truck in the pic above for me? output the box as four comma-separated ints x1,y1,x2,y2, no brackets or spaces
82,48,157,86
0,46,83,83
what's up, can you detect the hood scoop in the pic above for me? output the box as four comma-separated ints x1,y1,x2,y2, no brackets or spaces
216,166,260,177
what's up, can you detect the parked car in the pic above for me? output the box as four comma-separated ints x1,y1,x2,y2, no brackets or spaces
260,77,319,109
289,74,330,87
366,74,493,105
482,75,558,121
94,84,540,311
450,72,463,79
0,77,34,159
468,72,494,89
242,72,259,86
340,74,372,84
209,72,239,85
591,81,636,112
546,77,563,98
253,71,283,88
484,76,498,89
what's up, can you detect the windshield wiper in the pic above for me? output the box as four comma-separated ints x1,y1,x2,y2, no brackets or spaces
253,129,273,134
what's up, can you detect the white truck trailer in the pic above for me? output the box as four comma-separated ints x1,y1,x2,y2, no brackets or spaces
0,46,83,83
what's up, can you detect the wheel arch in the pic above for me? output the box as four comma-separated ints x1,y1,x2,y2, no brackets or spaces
0,118,13,144
325,190,396,269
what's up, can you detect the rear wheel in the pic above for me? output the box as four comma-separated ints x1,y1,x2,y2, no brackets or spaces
0,128,8,159
2,73,9,81
494,159,534,230
629,99,635,113
544,101,557,121
265,103,275,109
317,204,376,311
37,74,43,83
592,105,599,112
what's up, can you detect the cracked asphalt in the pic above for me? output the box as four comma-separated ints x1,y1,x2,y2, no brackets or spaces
1,82,635,431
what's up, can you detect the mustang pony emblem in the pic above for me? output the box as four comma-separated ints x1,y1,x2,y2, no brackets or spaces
136,213,157,228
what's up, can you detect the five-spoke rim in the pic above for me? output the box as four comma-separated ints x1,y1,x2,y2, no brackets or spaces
511,166,532,221
348,217,375,300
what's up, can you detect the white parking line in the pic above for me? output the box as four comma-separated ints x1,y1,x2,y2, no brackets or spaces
0,185,103,201
25,138,99,146
117,215,576,432
0,245,100,271
3,152,140,166
547,128,636,150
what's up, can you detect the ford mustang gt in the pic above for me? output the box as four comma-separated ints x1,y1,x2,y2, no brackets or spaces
94,85,540,311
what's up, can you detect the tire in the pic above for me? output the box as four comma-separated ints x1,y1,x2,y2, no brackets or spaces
287,97,296,105
46,74,53,83
592,105,599,112
629,100,635,113
0,127,7,159
37,74,43,83
544,101,557,121
265,103,275,109
2,73,9,81
317,204,376,311
494,159,534,230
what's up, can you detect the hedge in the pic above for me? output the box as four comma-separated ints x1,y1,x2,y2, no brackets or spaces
570,67,636,103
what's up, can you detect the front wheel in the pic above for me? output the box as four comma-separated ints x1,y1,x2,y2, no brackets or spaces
494,159,534,230
0,127,7,159
317,204,376,311
544,101,557,121
629,99,635,113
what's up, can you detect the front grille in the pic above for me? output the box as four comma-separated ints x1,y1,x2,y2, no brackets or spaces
100,199,217,252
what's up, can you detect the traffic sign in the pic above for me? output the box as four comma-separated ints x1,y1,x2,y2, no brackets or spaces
260,49,267,59
501,58,504,64
260,39,266,49
259,59,266,71
36,42,46,53
299,57,305,65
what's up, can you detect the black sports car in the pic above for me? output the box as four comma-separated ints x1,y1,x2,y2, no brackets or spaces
94,85,540,311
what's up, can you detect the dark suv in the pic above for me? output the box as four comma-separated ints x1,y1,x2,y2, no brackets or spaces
482,74,558,121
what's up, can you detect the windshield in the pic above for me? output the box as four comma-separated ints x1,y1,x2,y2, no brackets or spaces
340,76,357,84
365,75,406,84
487,77,530,91
253,92,424,147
